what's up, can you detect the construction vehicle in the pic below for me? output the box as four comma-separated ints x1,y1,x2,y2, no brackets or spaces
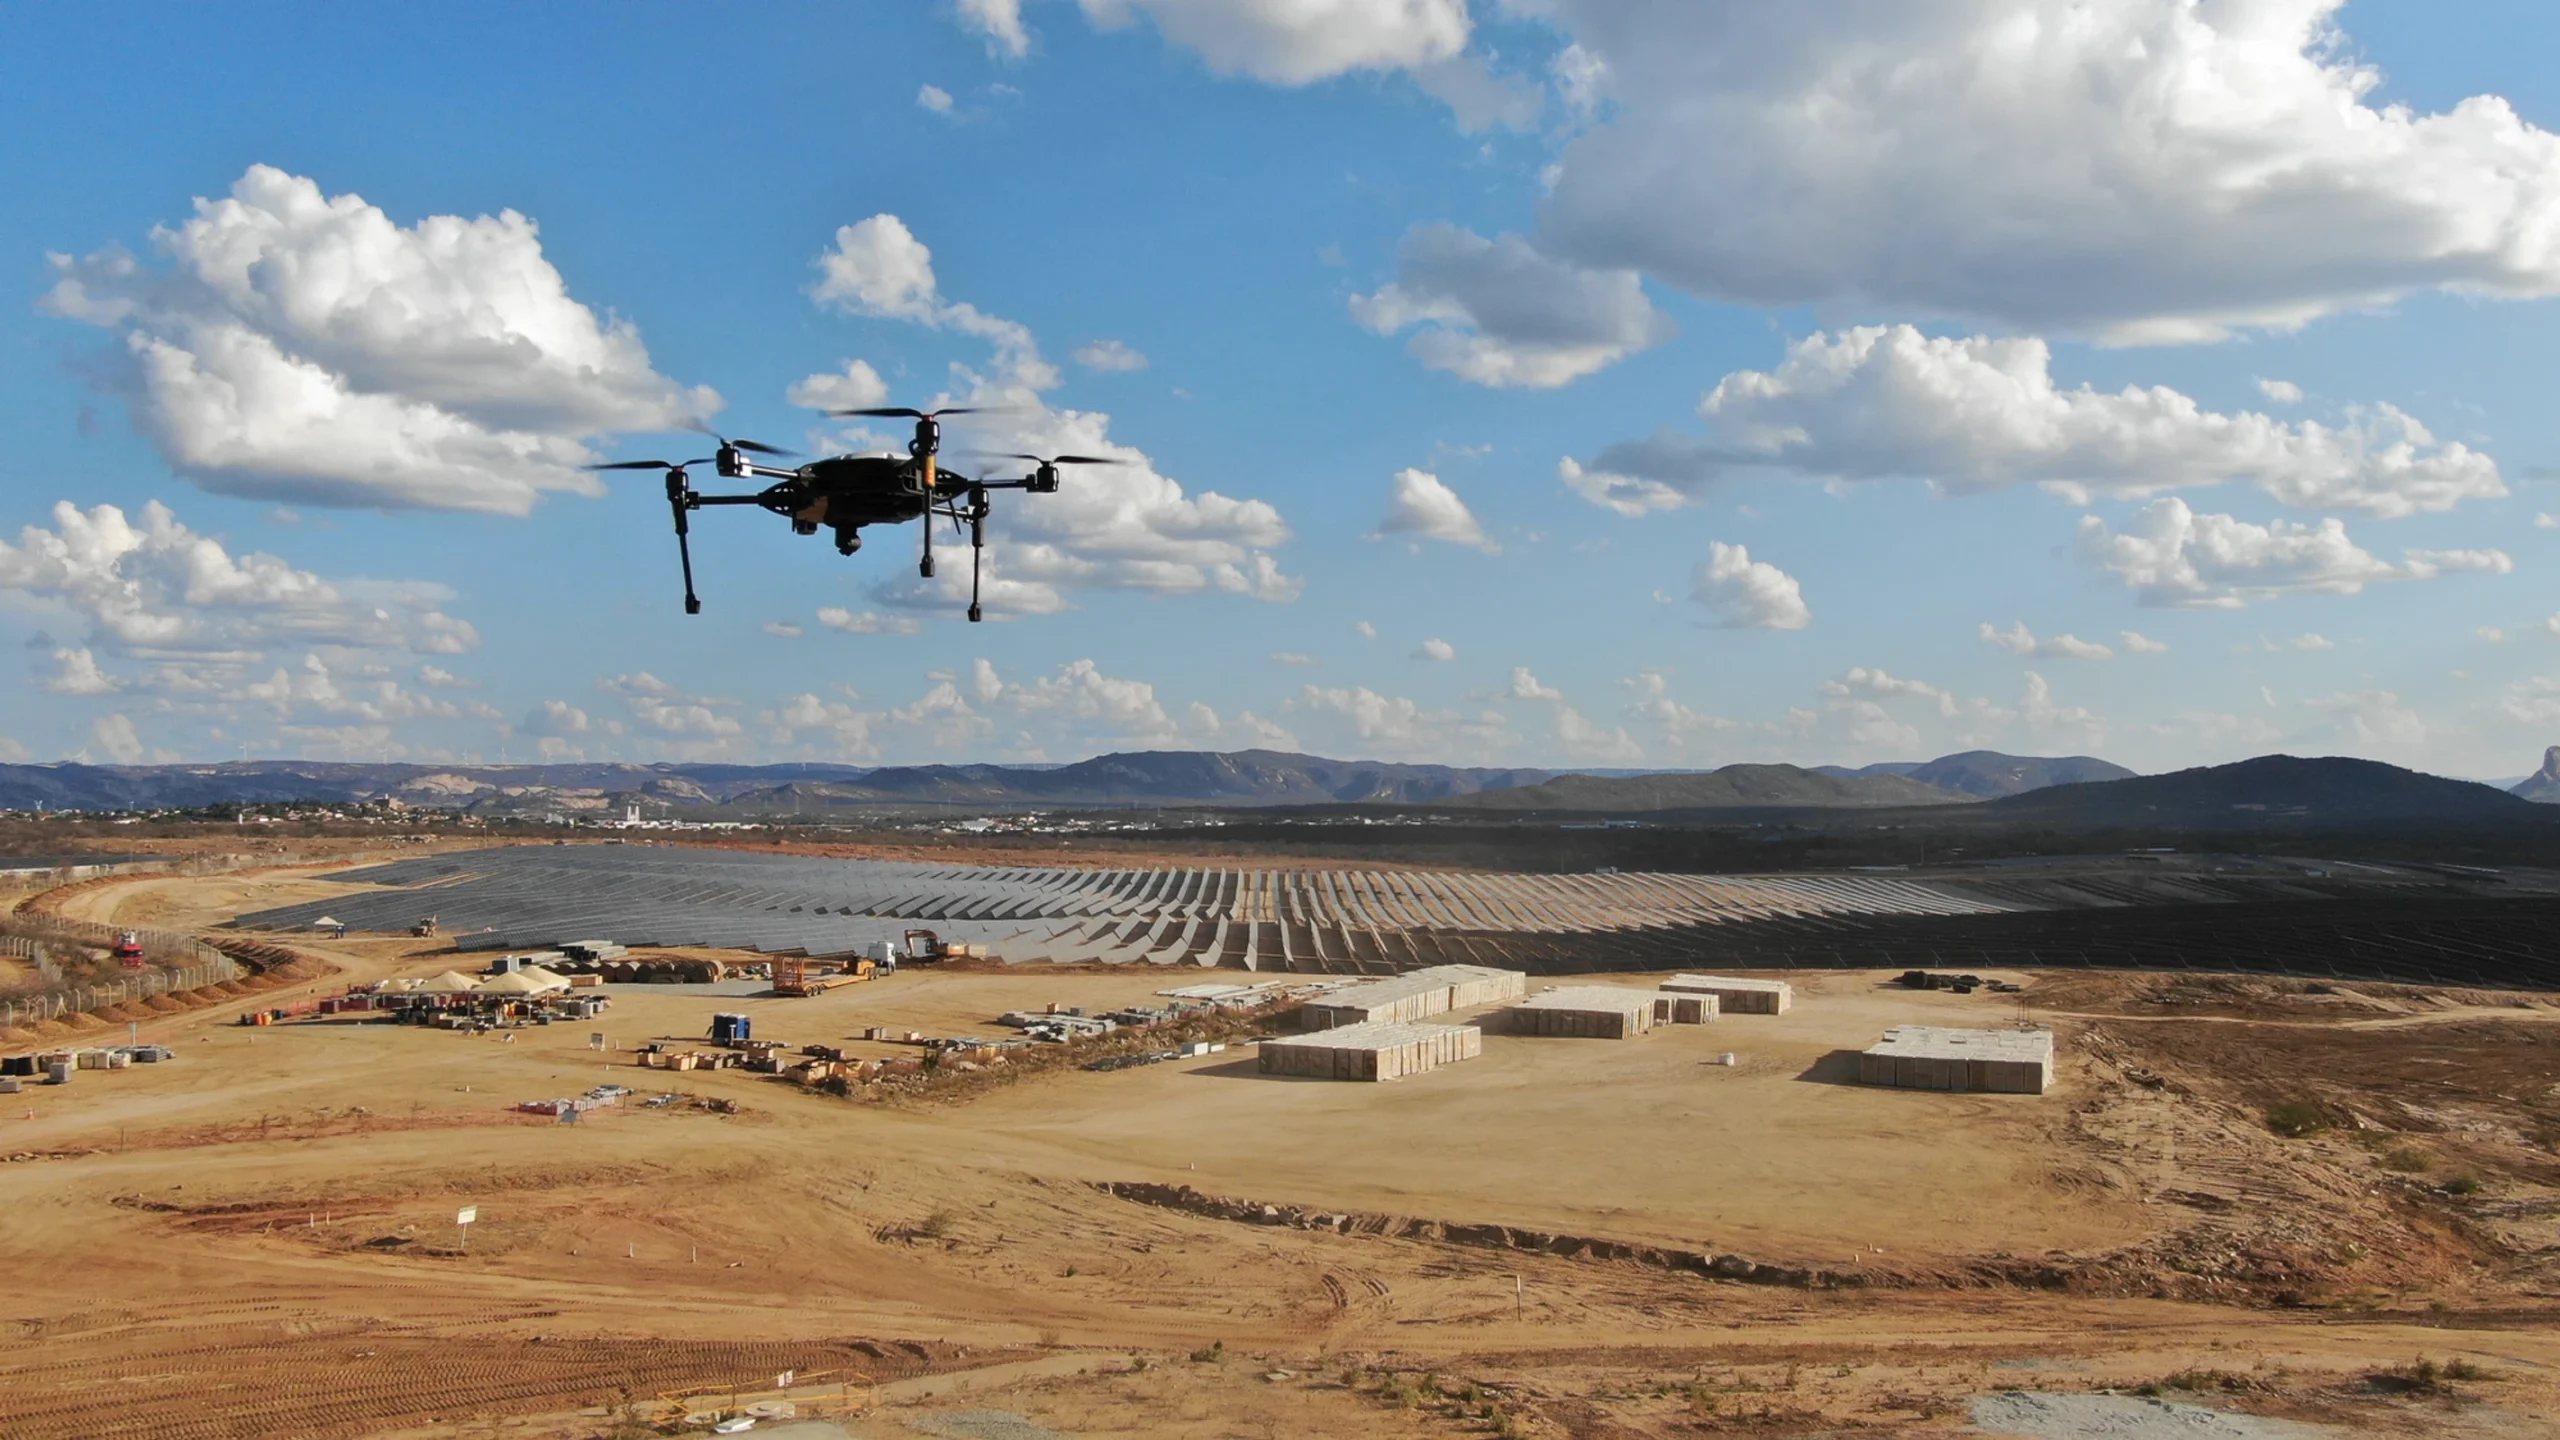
902,929,946,964
411,915,439,938
772,953,876,997
112,931,147,968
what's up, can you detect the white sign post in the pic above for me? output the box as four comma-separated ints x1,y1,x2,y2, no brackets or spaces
456,1205,477,1250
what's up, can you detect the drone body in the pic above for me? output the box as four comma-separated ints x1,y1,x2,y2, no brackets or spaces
591,407,1112,623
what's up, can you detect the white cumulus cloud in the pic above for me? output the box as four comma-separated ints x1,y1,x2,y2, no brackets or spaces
816,607,924,637
786,359,891,413
2080,497,2513,608
1284,682,1515,763
1372,467,1496,552
957,0,1031,57
1692,541,1809,631
42,165,714,514
1979,621,2114,660
1507,666,1563,702
90,713,152,764
43,647,123,696
600,673,744,745
1072,339,1149,372
917,84,955,114
1567,326,2502,518
1414,637,1457,662
1080,0,1470,84
0,500,476,668
1351,225,1670,388
1526,1,2560,342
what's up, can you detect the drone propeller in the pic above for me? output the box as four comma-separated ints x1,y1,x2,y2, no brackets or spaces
830,406,990,420
989,453,1128,466
585,458,708,472
683,423,797,458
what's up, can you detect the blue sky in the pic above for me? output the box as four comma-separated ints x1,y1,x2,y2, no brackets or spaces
5,0,2560,779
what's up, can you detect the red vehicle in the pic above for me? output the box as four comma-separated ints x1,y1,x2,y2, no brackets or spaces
113,931,147,968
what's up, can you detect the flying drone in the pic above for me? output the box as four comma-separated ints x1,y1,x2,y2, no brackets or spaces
590,407,1122,622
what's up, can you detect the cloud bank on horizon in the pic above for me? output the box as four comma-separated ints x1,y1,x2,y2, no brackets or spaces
2,0,2555,779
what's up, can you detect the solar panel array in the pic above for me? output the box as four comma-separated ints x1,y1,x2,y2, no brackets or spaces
230,843,2005,973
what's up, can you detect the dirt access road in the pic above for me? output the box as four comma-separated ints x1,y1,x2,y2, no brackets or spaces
4,858,2558,1438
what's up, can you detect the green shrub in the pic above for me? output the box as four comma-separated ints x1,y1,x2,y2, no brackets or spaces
2265,1101,2329,1138
2379,1147,2431,1173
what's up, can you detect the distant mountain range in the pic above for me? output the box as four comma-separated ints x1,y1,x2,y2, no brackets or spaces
5,749,2550,829
0,760,875,814
0,751,1556,814
1435,764,1968,812
725,750,1556,809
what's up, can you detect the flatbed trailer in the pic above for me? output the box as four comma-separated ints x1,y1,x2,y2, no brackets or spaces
773,954,876,997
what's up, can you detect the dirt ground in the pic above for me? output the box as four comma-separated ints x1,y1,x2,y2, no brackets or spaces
5,860,2560,1439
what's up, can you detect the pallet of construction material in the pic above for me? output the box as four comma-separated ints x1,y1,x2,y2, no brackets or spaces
1257,1020,1482,1081
1857,1026,2052,1094
1651,993,1719,1025
1657,974,1793,1014
1298,965,1526,1030
1508,986,1657,1039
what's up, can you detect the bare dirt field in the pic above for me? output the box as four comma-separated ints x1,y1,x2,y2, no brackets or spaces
6,859,2560,1438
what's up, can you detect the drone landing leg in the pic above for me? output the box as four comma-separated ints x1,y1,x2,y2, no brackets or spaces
968,534,983,623
967,488,985,623
919,503,936,579
668,483,702,615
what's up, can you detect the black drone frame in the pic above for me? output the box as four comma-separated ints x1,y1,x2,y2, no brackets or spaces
597,411,1116,623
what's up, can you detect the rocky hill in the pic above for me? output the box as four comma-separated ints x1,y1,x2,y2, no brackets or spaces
1902,750,2135,799
2511,747,2560,803
1983,754,2539,828
1810,750,2134,797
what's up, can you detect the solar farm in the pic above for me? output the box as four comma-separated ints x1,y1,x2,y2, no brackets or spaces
223,842,2560,987
228,842,2005,970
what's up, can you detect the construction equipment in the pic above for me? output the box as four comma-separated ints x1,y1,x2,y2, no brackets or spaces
411,916,439,938
772,954,876,997
112,931,146,968
902,929,946,964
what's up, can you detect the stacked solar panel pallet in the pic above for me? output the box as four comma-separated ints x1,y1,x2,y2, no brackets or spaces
1507,985,1660,1039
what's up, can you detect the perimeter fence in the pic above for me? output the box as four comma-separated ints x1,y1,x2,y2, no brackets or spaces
1,914,240,1031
